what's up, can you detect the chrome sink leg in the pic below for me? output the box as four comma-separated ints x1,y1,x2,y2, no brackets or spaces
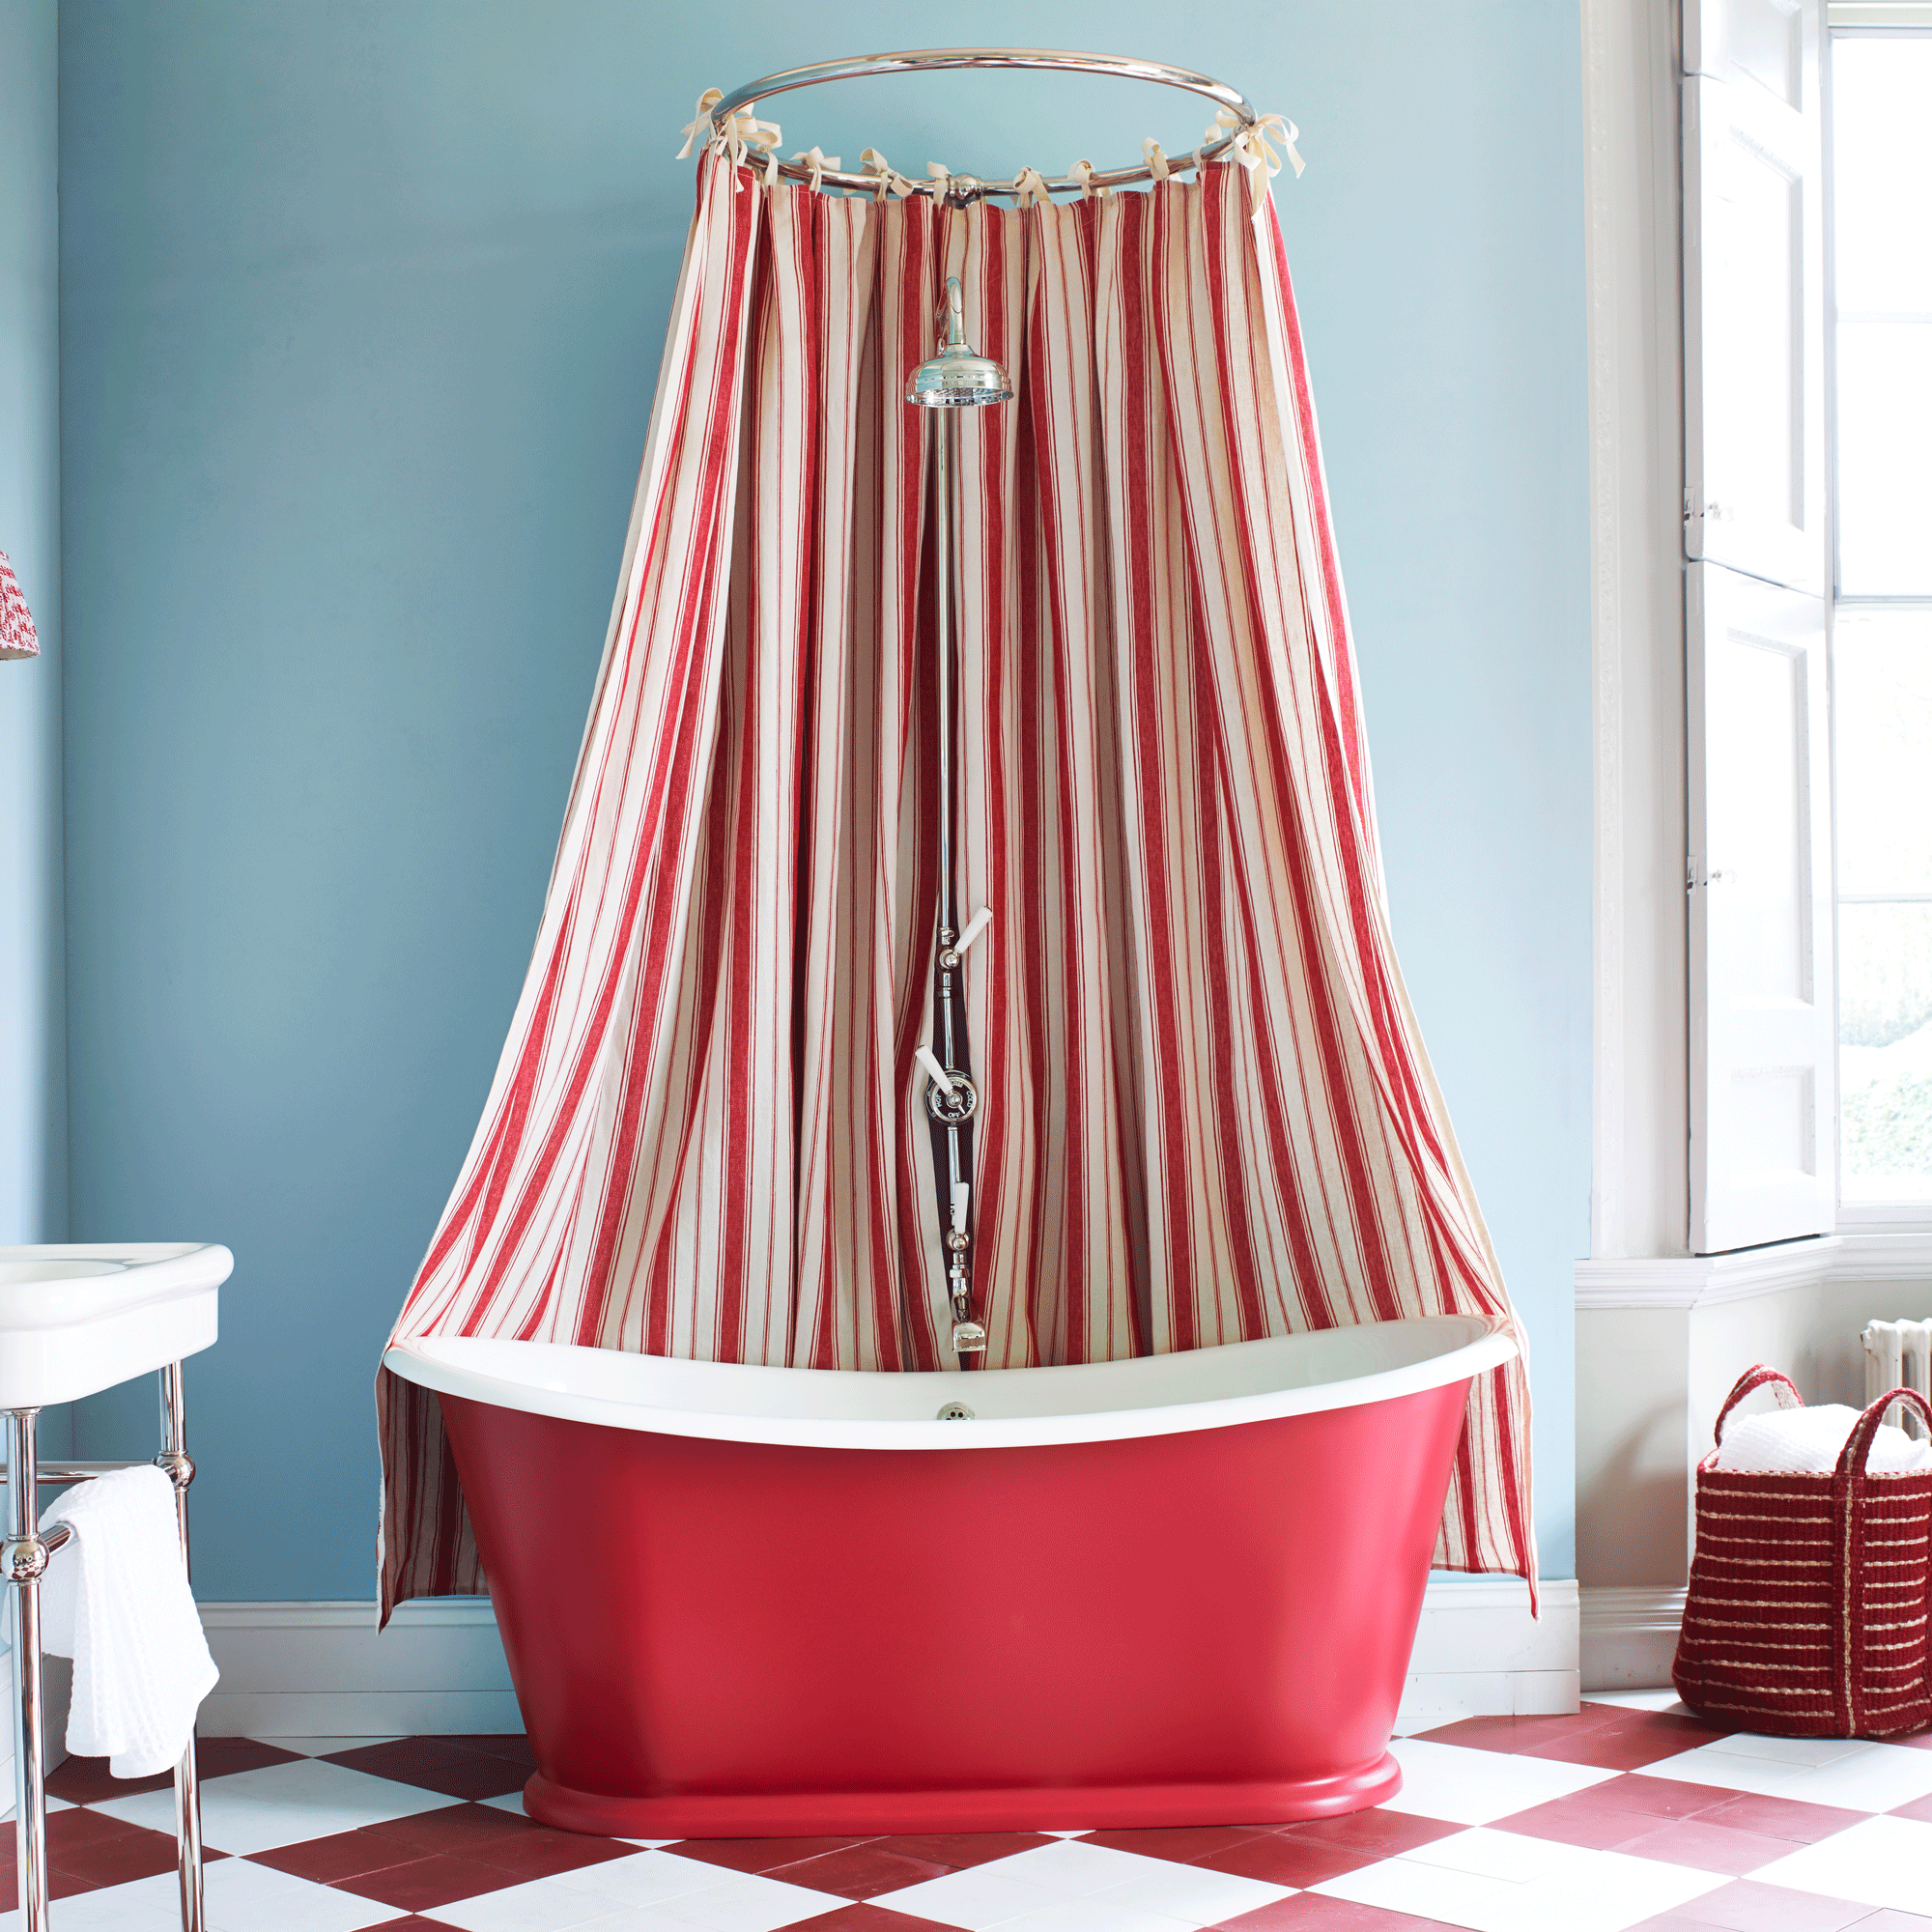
6,1406,54,1932
157,1362,204,1932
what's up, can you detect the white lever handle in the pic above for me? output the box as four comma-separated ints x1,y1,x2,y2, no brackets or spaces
915,1046,955,1095
955,907,993,953
952,1182,971,1234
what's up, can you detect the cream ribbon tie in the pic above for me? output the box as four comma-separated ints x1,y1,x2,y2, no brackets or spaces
1142,138,1172,183
1202,107,1305,208
675,89,724,159
1012,166,1050,207
860,148,917,202
676,88,782,185
1067,157,1106,200
792,147,841,193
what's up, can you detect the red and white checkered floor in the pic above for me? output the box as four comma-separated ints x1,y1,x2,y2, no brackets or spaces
7,1692,1932,1931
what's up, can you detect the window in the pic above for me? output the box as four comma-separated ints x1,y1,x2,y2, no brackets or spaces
1831,22,1932,1205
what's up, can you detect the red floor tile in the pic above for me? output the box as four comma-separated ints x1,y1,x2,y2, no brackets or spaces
43,1735,299,1803
1515,1712,1733,1771
433,1732,536,1766
674,1835,877,1874
1693,1790,1866,1843
1610,1817,1809,1875
1491,1794,1659,1852
252,1829,429,1884
347,1921,457,1931
1272,1809,1463,1858
1078,1826,1280,1862
771,1844,955,1899
863,1833,1057,1868
50,1823,205,1888
330,1850,529,1911
0,1868,102,1913
1412,1705,1627,1752
467,1823,637,1880
786,1907,981,1932
1210,1894,1453,1930
361,1804,541,1857
1190,1833,1380,1888
320,1737,527,1799
0,1806,151,1860
1591,1774,1754,1819
1624,1876,1878,1929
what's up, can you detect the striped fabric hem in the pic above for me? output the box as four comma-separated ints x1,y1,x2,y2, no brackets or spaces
376,154,1539,1619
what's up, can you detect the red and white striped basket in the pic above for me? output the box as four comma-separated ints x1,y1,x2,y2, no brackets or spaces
1673,1365,1932,1738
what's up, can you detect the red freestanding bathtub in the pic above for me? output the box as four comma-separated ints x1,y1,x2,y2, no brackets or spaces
384,1316,1517,1838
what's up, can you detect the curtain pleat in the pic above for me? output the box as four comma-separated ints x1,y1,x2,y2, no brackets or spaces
378,155,1537,1619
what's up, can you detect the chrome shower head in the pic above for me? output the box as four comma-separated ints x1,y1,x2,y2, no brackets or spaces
906,278,1013,409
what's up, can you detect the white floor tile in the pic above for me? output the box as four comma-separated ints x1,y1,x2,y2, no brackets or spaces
1378,1737,1620,1825
1315,1855,1520,1928
1397,1828,1589,1884
1704,1731,1873,1767
875,1864,1066,1929
261,1735,406,1756
482,1786,527,1815
996,1900,1204,1932
1578,1690,1688,1714
1638,1737,1932,1811
0,1873,183,1932
551,1852,772,1909
1484,1856,1728,1932
1315,1839,1724,1932
655,1872,850,1932
425,1875,627,1931
1750,1812,1932,1913
90,1753,462,1852
0,1863,402,1932
203,1859,412,1931
989,1843,1189,1896
1090,1861,1294,1923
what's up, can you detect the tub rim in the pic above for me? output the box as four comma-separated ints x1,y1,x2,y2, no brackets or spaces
384,1316,1518,1452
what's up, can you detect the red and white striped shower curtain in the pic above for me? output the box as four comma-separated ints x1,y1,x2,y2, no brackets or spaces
378,150,1536,1618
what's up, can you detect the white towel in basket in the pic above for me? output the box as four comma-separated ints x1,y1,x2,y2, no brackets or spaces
39,1466,217,1777
1713,1402,1932,1476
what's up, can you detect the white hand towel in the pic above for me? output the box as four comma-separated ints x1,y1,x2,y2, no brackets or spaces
39,1467,217,1777
1712,1402,1932,1476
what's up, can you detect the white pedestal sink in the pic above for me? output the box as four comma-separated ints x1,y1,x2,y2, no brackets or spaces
0,1243,231,1407
0,1242,230,1931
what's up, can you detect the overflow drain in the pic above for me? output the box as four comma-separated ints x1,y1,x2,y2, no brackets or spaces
936,1402,976,1421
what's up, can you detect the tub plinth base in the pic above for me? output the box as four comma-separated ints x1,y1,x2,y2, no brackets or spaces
522,1755,1404,1838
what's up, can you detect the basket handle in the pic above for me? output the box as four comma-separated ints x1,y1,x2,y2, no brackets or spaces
1714,1364,1804,1446
1834,1386,1932,1481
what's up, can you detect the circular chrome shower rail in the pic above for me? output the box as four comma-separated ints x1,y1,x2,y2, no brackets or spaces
708,48,1259,201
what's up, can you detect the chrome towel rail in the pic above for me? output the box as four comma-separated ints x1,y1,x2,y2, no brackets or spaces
2,1364,204,1932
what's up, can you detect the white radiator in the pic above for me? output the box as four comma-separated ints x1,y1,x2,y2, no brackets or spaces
1863,1319,1932,1437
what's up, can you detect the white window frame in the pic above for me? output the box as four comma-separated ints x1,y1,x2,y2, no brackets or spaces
1583,0,1932,1264
1825,5,1932,1231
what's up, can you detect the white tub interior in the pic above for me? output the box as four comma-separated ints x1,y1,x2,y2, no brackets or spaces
385,1316,1517,1452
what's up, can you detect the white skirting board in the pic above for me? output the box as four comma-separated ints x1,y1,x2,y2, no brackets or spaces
1579,1584,1687,1694
194,1577,1583,1736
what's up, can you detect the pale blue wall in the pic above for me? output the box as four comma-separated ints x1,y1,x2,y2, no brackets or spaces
60,0,1587,1596
0,0,67,1256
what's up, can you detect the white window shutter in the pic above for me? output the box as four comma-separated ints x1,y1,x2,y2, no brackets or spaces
1687,562,1834,1253
1682,0,1826,595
